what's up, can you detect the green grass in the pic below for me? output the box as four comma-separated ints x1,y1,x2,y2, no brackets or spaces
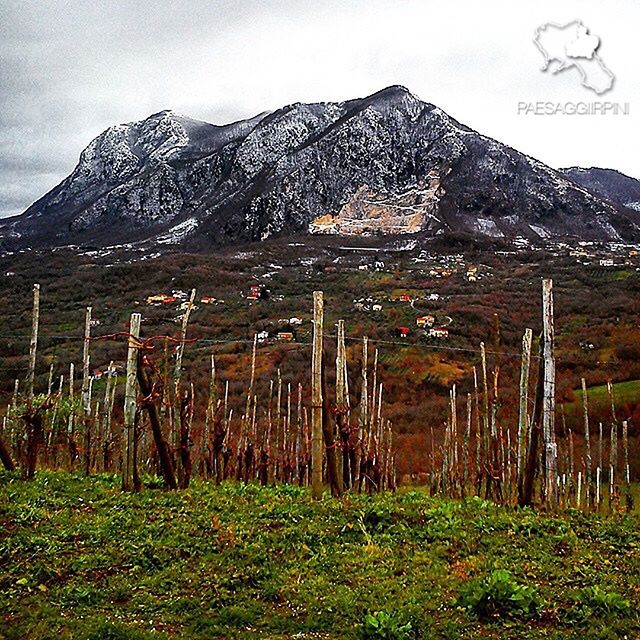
1,473,639,639
574,379,640,409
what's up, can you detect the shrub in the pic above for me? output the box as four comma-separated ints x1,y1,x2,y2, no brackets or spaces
359,610,414,640
361,505,394,533
573,586,631,618
456,569,541,619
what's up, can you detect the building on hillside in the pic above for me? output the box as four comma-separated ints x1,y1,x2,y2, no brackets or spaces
599,258,614,267
397,326,410,338
429,327,449,339
257,330,270,345
276,331,294,342
92,367,118,380
416,314,435,327
200,295,217,304
400,293,411,302
372,304,383,312
89,319,101,327
146,294,176,305
247,284,263,300
289,317,303,326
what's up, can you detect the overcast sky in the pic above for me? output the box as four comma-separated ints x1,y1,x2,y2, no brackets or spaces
0,0,638,218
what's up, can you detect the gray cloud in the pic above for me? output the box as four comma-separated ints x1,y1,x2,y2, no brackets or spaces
1,0,638,218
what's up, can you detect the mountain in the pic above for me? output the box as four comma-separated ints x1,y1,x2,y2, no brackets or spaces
560,167,640,213
3,86,640,249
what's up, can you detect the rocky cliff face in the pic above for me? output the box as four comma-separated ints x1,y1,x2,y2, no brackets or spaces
3,86,639,249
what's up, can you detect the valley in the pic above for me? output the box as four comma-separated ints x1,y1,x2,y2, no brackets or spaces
2,234,640,478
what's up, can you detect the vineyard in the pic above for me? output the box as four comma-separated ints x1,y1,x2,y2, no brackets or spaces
2,245,640,639
0,274,636,511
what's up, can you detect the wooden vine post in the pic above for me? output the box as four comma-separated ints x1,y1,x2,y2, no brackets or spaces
479,342,492,496
21,283,43,479
520,330,545,507
581,377,592,506
516,327,533,493
122,313,141,492
311,291,324,499
335,319,349,487
355,336,368,489
173,288,196,484
27,284,40,403
622,420,631,511
541,279,558,506
81,306,92,475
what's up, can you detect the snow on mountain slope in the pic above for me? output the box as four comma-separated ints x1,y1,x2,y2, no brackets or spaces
3,86,639,250
561,167,640,213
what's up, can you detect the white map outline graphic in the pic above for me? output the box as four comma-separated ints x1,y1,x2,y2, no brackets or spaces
534,20,615,95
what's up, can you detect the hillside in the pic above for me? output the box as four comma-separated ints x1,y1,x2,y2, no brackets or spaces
2,235,640,477
561,167,640,212
2,87,640,250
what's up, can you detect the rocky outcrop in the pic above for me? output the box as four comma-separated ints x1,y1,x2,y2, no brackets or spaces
3,86,639,249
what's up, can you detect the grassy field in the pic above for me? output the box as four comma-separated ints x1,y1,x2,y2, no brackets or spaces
573,379,640,410
1,473,639,640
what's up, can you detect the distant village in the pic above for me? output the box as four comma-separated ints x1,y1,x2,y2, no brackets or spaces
132,237,640,352
510,237,640,267
137,252,489,347
72,235,640,379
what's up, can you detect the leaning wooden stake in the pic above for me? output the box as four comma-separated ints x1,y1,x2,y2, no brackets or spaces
173,289,196,481
136,351,178,490
607,380,619,507
122,313,141,492
203,354,217,475
541,279,557,507
311,291,324,499
27,284,40,403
